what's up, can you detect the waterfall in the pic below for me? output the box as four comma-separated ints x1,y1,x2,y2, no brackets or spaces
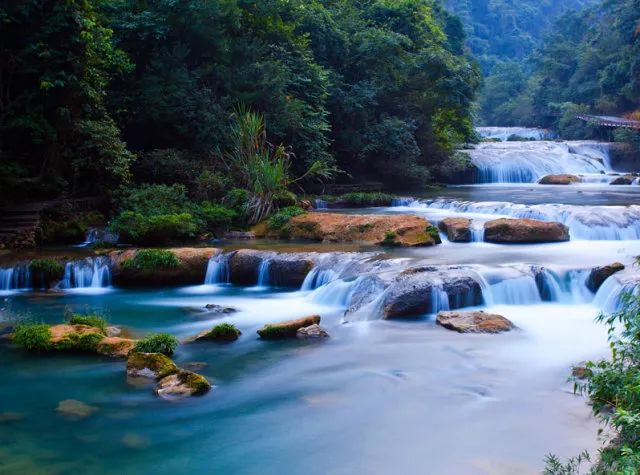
301,268,338,291
58,257,112,289
256,259,271,287
77,227,119,247
431,285,450,314
310,278,361,307
204,254,230,285
0,264,31,292
314,199,328,210
593,276,639,313
391,197,414,207
476,127,556,142
486,275,542,305
466,141,611,183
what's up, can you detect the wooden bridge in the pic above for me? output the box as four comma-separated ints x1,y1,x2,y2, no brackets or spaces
576,115,640,129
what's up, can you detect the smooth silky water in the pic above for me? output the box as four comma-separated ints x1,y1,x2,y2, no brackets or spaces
2,135,639,474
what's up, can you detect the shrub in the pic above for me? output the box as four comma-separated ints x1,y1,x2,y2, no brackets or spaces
198,202,236,233
56,332,104,352
12,322,51,352
201,323,241,342
224,188,250,211
67,313,108,334
194,170,228,201
382,231,397,246
339,192,394,206
426,225,441,243
121,249,180,271
30,259,64,287
133,333,179,355
115,184,191,216
110,211,198,245
268,206,305,230
39,210,105,245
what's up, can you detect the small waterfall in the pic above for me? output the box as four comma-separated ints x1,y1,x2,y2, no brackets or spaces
58,257,112,289
256,259,271,287
486,275,542,305
314,199,328,210
204,254,230,285
0,265,31,292
391,197,415,207
593,276,639,313
466,141,611,183
310,278,360,307
77,227,119,247
476,127,556,141
431,285,450,314
301,268,338,291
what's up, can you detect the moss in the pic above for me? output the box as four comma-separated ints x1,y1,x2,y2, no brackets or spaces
55,332,104,353
426,225,442,243
382,231,398,246
121,249,180,271
357,223,374,233
67,314,108,334
133,333,179,355
30,258,64,285
12,323,52,352
200,323,241,342
127,352,178,379
177,370,211,395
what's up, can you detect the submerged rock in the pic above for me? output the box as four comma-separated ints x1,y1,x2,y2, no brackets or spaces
610,175,636,185
439,218,472,242
155,370,211,400
436,311,514,334
538,174,581,185
97,337,137,358
587,262,625,292
284,213,440,247
258,315,321,339
56,399,98,419
296,324,329,339
203,304,237,314
106,326,122,337
484,218,569,243
126,352,178,379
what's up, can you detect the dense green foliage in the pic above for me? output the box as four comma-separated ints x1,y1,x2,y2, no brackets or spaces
473,0,640,132
12,322,52,352
121,249,180,271
1,0,480,207
133,333,179,355
268,207,306,230
545,293,640,473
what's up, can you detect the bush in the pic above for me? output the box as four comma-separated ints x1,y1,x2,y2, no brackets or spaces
426,225,441,243
339,192,394,206
194,170,228,201
133,333,179,355
201,323,241,342
30,259,64,287
268,206,305,230
67,313,108,334
197,202,236,233
121,249,180,271
114,184,191,216
39,210,105,245
110,211,198,245
12,322,51,352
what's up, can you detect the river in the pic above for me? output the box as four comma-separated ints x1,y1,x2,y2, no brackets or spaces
1,131,638,474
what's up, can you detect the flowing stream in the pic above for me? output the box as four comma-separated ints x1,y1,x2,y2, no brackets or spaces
1,130,639,473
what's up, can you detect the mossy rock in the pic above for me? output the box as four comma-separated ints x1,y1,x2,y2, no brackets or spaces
126,352,179,379
155,370,211,399
96,337,137,358
190,323,241,343
257,315,321,340
49,324,105,353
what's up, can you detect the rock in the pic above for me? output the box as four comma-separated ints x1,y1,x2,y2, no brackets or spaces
438,218,472,242
110,247,219,287
49,324,104,344
610,175,636,185
381,269,483,319
538,174,581,185
203,304,237,314
228,249,314,287
106,326,122,337
484,218,569,243
155,370,211,400
97,337,137,358
284,213,440,247
572,365,590,379
0,411,25,423
223,231,255,240
48,324,105,352
258,315,321,339
56,399,98,419
587,262,625,292
296,324,329,339
300,200,314,211
126,352,178,379
189,324,241,343
436,311,514,333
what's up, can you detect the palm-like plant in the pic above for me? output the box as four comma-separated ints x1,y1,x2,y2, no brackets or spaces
226,106,336,224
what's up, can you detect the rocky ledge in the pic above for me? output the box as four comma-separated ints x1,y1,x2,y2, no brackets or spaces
587,262,625,292
439,218,472,242
538,174,581,185
436,310,514,334
484,218,570,243
281,213,440,247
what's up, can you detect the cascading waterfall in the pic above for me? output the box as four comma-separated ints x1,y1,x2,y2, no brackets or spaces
58,257,112,289
77,227,119,248
593,276,639,313
301,268,338,291
393,198,640,240
314,199,328,210
256,259,271,287
0,264,31,292
465,141,612,183
430,284,450,313
204,254,230,285
310,277,361,307
476,127,556,142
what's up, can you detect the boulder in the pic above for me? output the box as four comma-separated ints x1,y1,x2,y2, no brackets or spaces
258,315,321,339
436,311,514,334
484,218,569,243
155,370,211,400
49,324,103,344
610,175,636,185
296,324,329,339
97,337,137,358
587,262,625,292
188,324,241,343
228,249,315,287
48,324,105,352
538,174,581,185
106,326,122,337
438,218,472,242
285,213,440,247
381,268,483,319
126,352,178,379
110,247,219,287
